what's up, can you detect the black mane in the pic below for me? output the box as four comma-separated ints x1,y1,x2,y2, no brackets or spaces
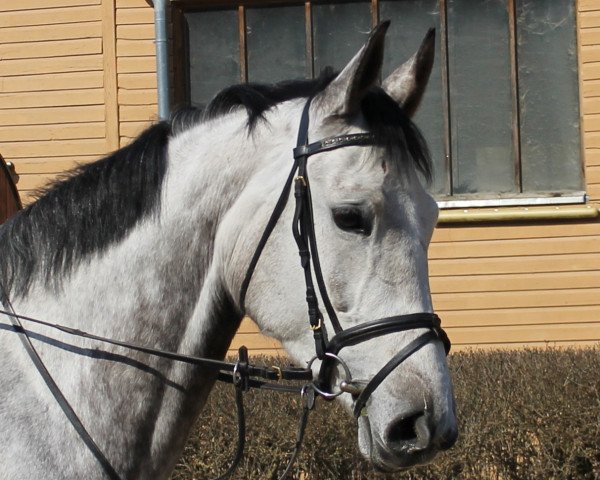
0,72,430,299
0,122,169,299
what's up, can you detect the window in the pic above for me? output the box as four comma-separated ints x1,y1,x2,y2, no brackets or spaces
173,0,583,203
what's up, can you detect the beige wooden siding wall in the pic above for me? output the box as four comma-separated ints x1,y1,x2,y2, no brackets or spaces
0,0,119,204
426,0,600,352
116,0,157,146
582,0,600,201
1,1,599,354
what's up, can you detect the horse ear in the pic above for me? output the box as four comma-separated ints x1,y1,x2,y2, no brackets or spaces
382,28,435,117
316,21,389,117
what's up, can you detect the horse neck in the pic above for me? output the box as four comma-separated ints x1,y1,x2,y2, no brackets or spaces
3,110,294,478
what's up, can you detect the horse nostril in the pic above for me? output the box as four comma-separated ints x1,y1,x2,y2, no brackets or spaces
387,412,422,443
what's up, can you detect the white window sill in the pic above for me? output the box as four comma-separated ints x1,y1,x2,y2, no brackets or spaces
436,193,598,224
436,192,587,210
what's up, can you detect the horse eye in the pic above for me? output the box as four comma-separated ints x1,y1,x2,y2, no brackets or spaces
332,207,372,236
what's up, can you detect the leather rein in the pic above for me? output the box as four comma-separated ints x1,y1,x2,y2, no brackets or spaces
0,95,450,480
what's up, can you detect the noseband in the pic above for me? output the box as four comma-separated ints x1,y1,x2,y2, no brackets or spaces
240,96,450,416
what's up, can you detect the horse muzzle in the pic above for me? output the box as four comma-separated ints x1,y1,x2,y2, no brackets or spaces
358,391,458,471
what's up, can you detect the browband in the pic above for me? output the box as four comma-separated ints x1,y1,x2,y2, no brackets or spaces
293,133,377,159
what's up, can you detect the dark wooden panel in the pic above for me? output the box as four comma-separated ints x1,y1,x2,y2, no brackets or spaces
0,154,22,223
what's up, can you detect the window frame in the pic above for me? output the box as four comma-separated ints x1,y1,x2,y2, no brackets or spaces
171,0,585,207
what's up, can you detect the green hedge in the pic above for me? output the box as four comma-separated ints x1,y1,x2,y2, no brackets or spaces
172,348,600,479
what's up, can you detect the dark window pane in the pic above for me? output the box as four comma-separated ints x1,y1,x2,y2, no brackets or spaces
313,2,371,74
185,10,240,107
448,0,515,194
380,0,446,194
517,0,582,192
246,6,307,83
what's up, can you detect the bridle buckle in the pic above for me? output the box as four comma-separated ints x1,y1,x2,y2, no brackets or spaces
271,365,283,381
294,175,306,186
309,317,322,331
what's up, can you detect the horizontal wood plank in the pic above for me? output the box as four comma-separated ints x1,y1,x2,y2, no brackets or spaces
0,5,101,28
117,56,156,74
0,122,105,142
446,323,600,345
580,27,600,46
587,183,600,201
12,156,98,174
17,173,61,191
585,164,600,183
116,7,154,25
118,72,157,89
584,113,600,133
429,252,600,276
0,37,102,60
116,38,155,57
429,236,600,260
441,305,600,328
582,62,600,81
0,0,100,12
581,45,600,64
430,270,600,294
0,105,104,127
117,0,152,7
585,148,600,166
120,121,151,137
579,1,600,12
585,131,600,148
579,10,600,29
0,71,103,94
433,288,600,312
119,104,158,122
118,88,157,105
116,24,154,40
450,340,600,351
0,21,102,44
582,79,600,98
229,333,282,351
0,54,103,76
432,222,600,243
1,139,108,158
583,96,600,114
0,89,104,109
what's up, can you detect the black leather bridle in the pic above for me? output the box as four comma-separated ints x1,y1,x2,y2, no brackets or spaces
0,95,449,480
240,96,450,411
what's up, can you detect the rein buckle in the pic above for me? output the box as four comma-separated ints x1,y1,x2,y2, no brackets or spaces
271,365,283,381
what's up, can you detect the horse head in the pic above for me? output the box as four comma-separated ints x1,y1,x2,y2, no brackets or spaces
227,23,457,470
